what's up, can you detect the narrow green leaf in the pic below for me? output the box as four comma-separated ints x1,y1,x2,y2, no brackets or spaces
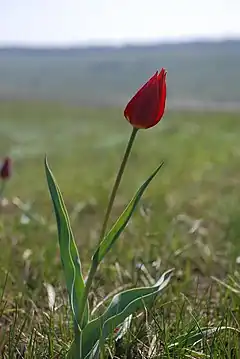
68,269,173,359
93,162,164,264
45,157,89,329
167,326,240,350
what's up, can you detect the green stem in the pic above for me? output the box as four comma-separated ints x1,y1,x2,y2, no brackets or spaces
99,126,138,240
79,261,97,328
0,181,5,199
78,127,138,328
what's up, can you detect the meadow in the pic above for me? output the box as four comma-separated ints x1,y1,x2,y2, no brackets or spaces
1,101,240,357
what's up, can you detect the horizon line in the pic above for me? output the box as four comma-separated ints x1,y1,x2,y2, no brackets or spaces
0,36,240,49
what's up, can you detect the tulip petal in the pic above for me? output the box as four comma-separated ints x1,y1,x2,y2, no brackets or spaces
124,71,158,115
157,69,167,121
124,69,167,129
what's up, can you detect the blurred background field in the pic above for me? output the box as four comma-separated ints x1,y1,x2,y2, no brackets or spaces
1,100,240,356
1,100,240,276
1,41,240,107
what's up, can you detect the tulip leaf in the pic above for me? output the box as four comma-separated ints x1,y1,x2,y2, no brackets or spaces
93,162,164,265
45,157,89,330
68,269,173,359
167,326,240,351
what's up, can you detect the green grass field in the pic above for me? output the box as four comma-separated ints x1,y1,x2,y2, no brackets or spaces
1,101,240,357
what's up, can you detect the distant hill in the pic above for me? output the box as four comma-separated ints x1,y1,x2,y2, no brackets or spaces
1,40,240,108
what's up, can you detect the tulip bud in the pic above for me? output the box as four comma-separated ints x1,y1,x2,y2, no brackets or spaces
0,157,11,180
124,68,167,129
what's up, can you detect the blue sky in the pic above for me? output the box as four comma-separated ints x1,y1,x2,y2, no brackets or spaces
1,0,239,45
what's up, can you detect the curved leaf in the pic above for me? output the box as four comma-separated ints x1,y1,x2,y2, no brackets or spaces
68,269,173,358
93,162,164,265
167,326,240,350
45,158,89,330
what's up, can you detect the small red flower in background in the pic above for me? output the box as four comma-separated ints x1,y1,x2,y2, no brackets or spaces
124,68,167,129
0,157,11,180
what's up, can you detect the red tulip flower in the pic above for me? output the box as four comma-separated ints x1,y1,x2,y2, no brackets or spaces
0,157,11,180
124,68,167,129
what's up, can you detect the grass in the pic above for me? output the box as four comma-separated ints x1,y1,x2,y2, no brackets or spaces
1,101,240,357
